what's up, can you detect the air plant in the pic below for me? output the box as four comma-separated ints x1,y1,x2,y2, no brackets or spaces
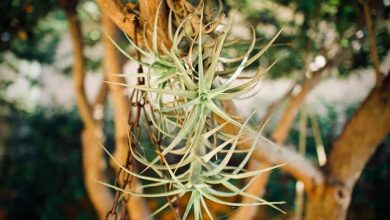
100,2,285,219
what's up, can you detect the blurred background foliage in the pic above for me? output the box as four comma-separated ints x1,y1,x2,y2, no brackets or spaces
227,0,389,78
0,0,61,63
0,101,96,219
0,0,389,219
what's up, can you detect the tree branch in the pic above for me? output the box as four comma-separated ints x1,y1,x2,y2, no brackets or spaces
328,71,390,189
305,70,390,220
64,3,95,130
93,81,108,108
96,0,136,39
231,48,350,219
97,0,171,50
362,0,382,86
101,13,151,220
61,1,114,218
217,101,324,193
272,49,348,143
81,129,113,220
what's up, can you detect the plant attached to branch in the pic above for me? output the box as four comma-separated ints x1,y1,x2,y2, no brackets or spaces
101,3,285,219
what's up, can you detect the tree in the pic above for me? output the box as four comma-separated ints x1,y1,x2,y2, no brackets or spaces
97,0,389,219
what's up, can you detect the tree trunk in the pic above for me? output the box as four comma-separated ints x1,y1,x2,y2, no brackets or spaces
63,3,114,219
305,74,390,220
101,13,151,220
97,0,171,51
96,0,136,39
81,129,113,219
62,1,115,218
231,49,349,220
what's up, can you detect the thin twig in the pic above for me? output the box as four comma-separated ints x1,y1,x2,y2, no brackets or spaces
362,0,382,86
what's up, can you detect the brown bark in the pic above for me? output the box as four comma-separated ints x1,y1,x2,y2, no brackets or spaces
65,7,95,130
97,0,171,51
231,49,348,219
138,0,172,50
101,12,130,173
96,0,136,39
305,73,390,220
101,14,151,220
62,1,114,218
81,129,113,219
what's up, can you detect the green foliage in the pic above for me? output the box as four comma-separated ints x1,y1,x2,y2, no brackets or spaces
0,0,64,63
0,105,96,220
228,0,390,78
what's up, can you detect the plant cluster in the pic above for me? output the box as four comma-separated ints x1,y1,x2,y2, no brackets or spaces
102,2,285,219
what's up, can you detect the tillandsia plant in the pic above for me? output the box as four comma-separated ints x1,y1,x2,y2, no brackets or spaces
100,2,286,219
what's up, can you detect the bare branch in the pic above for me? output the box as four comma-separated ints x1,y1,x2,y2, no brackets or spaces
64,4,95,129
362,0,382,86
217,101,324,193
272,50,348,143
61,1,114,218
81,129,114,219
258,86,294,129
93,81,108,108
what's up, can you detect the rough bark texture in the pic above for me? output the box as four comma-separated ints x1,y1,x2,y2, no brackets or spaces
96,0,136,39
305,74,390,220
138,0,172,49
62,2,114,218
97,0,171,50
101,14,151,220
